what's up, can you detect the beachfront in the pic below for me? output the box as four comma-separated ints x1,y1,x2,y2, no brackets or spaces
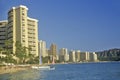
0,65,30,74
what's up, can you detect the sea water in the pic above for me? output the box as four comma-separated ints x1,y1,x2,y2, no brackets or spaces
0,62,120,80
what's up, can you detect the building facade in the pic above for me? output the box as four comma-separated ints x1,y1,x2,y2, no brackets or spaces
38,40,48,57
0,20,8,49
80,52,90,62
69,50,76,62
64,48,69,62
75,50,80,62
50,43,57,57
0,5,39,56
89,52,98,62
59,48,68,62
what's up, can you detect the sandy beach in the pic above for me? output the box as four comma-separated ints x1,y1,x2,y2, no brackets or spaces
0,65,30,74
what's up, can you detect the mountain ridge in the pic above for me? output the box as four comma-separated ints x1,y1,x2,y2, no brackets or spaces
96,48,120,61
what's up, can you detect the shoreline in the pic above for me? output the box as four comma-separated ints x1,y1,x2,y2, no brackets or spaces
1,61,119,74
0,64,49,75
0,65,30,75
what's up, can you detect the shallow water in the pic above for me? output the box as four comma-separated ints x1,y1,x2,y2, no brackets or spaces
0,62,120,80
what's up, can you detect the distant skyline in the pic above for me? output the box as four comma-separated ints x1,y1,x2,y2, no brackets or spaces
0,0,120,52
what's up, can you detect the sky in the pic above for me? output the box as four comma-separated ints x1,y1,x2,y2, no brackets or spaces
0,0,120,52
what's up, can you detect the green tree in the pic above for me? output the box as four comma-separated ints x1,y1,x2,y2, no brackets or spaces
4,40,15,63
42,56,49,63
26,54,36,64
0,47,3,63
5,39,13,50
15,41,27,64
0,46,3,53
34,56,39,64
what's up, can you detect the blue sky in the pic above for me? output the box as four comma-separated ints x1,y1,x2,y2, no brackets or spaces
0,0,120,52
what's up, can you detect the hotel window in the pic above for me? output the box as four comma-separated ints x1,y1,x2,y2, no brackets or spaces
22,11,25,15
22,8,25,10
22,24,25,26
22,35,25,37
22,40,25,42
33,29,35,31
22,18,25,21
22,29,25,32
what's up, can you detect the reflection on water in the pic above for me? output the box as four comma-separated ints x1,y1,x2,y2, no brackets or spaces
10,70,40,80
0,69,41,80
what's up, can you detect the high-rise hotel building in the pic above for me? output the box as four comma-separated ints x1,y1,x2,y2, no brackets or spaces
38,40,48,57
50,43,57,57
59,48,69,62
0,20,8,48
69,50,76,62
0,5,38,56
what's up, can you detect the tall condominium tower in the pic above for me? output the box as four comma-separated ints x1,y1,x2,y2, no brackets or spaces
0,20,8,48
80,52,90,62
89,52,98,62
75,50,80,62
59,48,68,62
85,52,90,61
64,50,69,62
38,40,48,57
59,48,68,56
69,50,76,62
0,5,38,56
50,43,57,57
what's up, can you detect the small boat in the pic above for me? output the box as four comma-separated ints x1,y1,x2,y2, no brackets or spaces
32,65,51,70
31,49,55,70
49,66,55,70
32,65,55,70
31,48,50,70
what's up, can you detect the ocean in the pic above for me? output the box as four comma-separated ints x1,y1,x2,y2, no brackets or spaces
0,62,120,80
